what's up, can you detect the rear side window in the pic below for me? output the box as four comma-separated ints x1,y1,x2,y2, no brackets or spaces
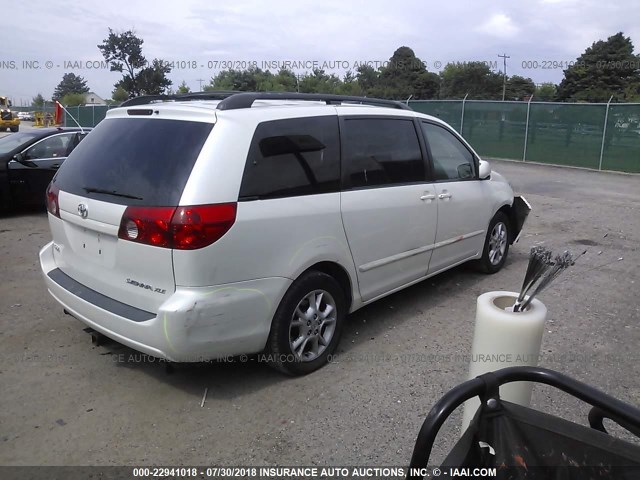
341,118,425,188
239,116,340,200
53,118,213,206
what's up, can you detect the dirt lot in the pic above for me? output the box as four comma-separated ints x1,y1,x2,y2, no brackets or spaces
1,160,639,467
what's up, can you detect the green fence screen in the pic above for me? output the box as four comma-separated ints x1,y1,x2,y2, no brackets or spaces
603,104,640,173
410,100,640,173
62,105,112,128
11,104,112,128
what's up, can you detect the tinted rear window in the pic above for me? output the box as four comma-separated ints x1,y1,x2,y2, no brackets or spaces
341,118,424,188
239,116,340,200
53,118,213,206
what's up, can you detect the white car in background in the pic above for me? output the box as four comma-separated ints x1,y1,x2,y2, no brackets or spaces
40,92,529,375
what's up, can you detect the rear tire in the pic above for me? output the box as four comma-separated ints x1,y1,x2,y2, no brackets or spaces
10,126,18,132
476,212,510,274
266,271,346,375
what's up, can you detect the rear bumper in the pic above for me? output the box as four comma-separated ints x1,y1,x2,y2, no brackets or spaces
40,241,291,361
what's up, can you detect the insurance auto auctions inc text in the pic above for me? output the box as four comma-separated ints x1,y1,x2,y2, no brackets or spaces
184,466,497,478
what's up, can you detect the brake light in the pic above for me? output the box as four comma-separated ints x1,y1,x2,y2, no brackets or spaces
46,183,60,218
118,203,237,250
118,206,175,248
172,204,237,249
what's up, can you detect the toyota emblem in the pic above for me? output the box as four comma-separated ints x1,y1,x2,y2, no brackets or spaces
77,203,88,218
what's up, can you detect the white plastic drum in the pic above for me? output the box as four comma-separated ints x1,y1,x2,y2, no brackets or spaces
461,291,547,433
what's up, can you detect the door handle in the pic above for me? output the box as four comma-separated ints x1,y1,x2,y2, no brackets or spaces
420,194,436,201
52,164,60,170
438,192,452,199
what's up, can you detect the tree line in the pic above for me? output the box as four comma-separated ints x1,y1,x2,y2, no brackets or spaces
32,31,640,107
201,54,544,101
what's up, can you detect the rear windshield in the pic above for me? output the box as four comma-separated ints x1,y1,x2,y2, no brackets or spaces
53,118,213,206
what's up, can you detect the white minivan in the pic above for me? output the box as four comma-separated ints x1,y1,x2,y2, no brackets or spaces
40,92,529,374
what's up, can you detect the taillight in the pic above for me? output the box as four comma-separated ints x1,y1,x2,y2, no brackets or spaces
172,204,237,249
118,203,237,250
118,206,175,248
46,183,60,218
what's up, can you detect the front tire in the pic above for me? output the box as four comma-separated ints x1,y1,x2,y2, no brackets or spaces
10,126,18,132
477,212,510,274
266,271,346,375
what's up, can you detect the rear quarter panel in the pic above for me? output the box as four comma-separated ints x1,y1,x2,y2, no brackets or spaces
172,110,360,306
172,194,357,288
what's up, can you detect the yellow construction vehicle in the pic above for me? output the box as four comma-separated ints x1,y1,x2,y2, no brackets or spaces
0,96,20,132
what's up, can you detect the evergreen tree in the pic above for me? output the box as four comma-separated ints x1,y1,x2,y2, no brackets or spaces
53,73,89,100
557,32,640,102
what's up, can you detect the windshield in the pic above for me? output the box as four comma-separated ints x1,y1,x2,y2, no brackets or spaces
0,132,40,155
53,117,214,206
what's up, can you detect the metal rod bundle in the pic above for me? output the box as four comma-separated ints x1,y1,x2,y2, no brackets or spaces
514,248,585,312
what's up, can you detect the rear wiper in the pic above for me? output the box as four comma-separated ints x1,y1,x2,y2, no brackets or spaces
83,186,143,200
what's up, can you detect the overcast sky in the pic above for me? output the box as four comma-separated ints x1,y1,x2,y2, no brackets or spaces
3,0,638,104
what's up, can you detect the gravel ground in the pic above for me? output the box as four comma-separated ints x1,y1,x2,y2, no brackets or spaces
0,159,638,467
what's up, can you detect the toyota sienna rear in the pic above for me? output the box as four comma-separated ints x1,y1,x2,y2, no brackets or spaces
40,92,529,375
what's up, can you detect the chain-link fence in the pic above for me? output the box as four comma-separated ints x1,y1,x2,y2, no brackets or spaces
12,104,58,115
11,104,114,128
410,100,640,173
61,105,114,128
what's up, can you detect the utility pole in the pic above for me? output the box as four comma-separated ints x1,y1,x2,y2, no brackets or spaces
498,53,510,101
196,78,205,92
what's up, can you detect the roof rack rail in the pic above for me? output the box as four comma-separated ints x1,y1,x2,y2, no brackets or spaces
120,91,238,107
119,91,413,111
215,92,412,111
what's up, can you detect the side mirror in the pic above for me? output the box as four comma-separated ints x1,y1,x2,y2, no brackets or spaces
456,163,473,179
12,152,38,168
478,159,491,180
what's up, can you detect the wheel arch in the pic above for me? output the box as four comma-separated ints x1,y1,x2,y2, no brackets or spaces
497,203,517,244
301,261,354,312
265,261,353,374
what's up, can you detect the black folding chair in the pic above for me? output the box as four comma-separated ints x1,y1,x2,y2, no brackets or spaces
407,367,640,479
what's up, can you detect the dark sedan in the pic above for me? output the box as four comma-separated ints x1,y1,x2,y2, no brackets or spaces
0,127,90,209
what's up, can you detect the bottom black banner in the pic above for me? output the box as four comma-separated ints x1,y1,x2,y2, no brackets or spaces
3,466,640,480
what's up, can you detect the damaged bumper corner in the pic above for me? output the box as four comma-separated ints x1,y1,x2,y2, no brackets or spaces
511,195,531,244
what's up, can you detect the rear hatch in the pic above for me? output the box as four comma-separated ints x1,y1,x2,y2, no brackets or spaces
47,114,214,313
